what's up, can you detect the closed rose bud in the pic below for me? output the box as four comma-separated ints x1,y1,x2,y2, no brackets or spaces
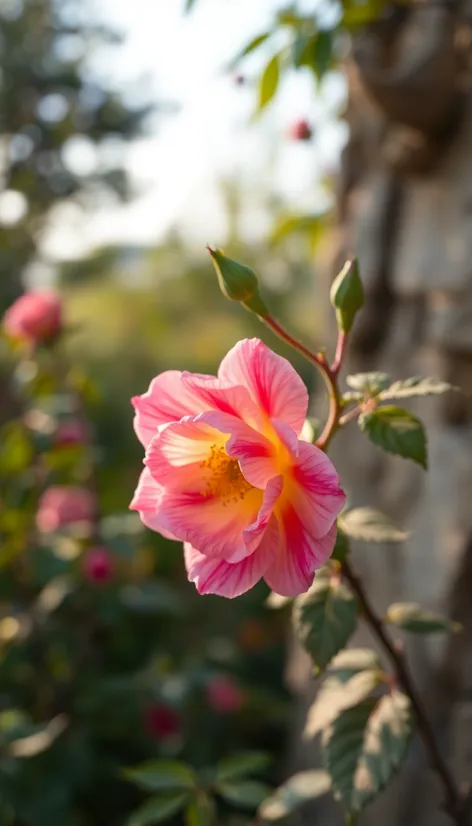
83,546,114,584
144,704,181,740
206,674,244,714
55,419,89,447
3,291,62,345
36,486,95,534
288,119,313,142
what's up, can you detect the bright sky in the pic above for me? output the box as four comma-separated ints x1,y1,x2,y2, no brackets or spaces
42,0,347,261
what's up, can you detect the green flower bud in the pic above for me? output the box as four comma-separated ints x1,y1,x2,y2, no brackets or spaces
207,247,269,317
329,258,364,333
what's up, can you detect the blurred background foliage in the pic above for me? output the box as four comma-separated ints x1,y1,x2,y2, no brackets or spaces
0,0,368,823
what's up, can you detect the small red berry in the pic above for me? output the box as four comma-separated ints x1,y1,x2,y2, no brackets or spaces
288,119,313,142
144,704,181,740
83,546,114,584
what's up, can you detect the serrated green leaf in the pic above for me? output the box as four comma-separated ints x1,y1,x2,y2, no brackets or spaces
322,691,412,818
218,780,272,809
304,670,381,738
185,794,215,826
216,752,271,782
259,770,331,820
293,572,358,672
331,527,349,563
379,376,456,401
127,792,191,826
257,54,280,111
386,602,462,634
359,405,427,468
346,372,391,395
339,507,407,543
123,761,197,793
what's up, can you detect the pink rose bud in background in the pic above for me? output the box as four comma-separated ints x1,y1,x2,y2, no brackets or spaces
131,338,345,599
206,674,244,714
55,418,89,447
3,291,62,345
144,704,181,740
83,547,114,584
288,119,313,142
36,485,95,533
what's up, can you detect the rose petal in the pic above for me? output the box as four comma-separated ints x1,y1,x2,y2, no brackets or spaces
132,371,213,447
130,467,177,540
264,521,337,597
218,338,308,434
288,441,346,538
184,513,279,597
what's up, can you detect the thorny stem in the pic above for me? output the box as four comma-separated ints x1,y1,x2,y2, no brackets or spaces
342,560,467,825
262,312,469,825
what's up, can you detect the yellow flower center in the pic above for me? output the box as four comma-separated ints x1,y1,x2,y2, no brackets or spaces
200,444,252,505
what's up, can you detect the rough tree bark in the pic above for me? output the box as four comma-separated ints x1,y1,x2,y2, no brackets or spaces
287,2,472,823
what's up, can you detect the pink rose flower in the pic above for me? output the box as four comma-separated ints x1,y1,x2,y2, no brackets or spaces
83,546,114,584
130,338,345,598
36,485,95,533
206,674,244,714
3,291,62,344
55,419,89,447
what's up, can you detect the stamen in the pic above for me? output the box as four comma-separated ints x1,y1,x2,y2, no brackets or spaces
200,444,252,505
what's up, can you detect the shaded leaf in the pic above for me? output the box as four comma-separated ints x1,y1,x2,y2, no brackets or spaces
331,527,349,563
218,780,272,809
185,795,215,826
293,572,358,672
379,376,456,401
386,602,462,635
123,761,197,793
8,714,68,758
339,507,407,543
0,422,33,474
259,770,331,820
346,372,391,395
258,54,280,111
328,648,381,684
359,406,427,468
265,592,292,609
217,752,271,782
313,30,333,79
305,670,381,738
322,692,412,818
127,793,191,826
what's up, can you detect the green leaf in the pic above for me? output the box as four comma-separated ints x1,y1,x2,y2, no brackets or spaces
218,780,272,809
313,30,333,79
293,571,358,672
0,422,34,474
346,372,391,395
359,405,427,468
270,214,324,247
265,592,292,609
231,32,271,66
216,752,271,782
339,507,407,543
331,527,349,563
379,376,456,401
328,648,381,684
386,602,462,634
259,770,331,820
257,54,280,111
123,761,197,793
185,795,215,826
322,691,413,818
304,670,381,738
127,793,191,826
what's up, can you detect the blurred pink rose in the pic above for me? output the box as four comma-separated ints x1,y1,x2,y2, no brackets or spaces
206,674,244,714
131,338,345,598
36,485,95,533
144,704,181,740
83,547,114,584
3,291,62,344
55,419,89,447
288,119,313,141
